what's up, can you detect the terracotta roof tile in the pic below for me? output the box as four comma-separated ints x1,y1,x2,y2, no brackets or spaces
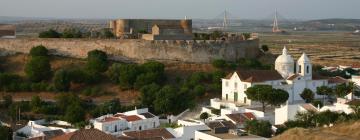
236,70,283,82
328,76,348,84
122,115,143,122
123,128,175,139
100,117,121,123
242,112,256,120
51,129,117,140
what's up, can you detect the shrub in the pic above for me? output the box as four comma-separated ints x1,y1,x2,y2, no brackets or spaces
212,59,227,69
86,50,108,74
39,29,62,38
25,56,52,82
261,45,269,52
29,45,48,57
53,69,71,92
193,85,206,97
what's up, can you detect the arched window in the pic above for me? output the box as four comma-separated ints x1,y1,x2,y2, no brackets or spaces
306,66,309,74
298,65,302,73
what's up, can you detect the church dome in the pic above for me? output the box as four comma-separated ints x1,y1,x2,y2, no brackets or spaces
275,47,294,64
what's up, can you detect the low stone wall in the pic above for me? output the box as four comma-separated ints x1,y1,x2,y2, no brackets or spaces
0,38,260,63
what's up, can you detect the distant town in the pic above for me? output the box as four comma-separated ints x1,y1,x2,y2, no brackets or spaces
0,7,360,140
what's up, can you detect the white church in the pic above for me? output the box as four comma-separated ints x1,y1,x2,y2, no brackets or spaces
221,47,331,105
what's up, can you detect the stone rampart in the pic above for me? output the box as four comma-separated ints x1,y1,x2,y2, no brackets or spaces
0,38,260,63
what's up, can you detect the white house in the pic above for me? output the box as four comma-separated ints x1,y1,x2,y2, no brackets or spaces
320,98,357,114
221,47,329,106
274,103,318,125
92,108,160,135
14,120,77,139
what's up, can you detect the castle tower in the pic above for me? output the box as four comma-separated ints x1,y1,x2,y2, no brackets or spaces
297,52,312,80
275,46,295,78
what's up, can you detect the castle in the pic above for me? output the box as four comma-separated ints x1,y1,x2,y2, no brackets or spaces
109,19,193,40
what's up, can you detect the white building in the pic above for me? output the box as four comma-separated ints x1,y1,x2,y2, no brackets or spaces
14,120,77,140
221,47,329,106
92,108,160,135
274,103,318,125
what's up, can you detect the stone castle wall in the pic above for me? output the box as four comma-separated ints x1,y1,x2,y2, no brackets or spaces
0,38,260,63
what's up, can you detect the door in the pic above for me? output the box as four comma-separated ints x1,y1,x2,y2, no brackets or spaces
234,92,238,102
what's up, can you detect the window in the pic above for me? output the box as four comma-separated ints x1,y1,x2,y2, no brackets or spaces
114,125,117,132
299,65,302,73
105,126,109,131
226,81,229,87
234,82,238,89
306,66,309,74
244,97,247,103
226,94,228,100
244,84,247,89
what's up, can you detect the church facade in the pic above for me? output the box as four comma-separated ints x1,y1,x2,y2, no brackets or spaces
221,47,329,105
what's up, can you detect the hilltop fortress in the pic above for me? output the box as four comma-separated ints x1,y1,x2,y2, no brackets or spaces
0,19,261,63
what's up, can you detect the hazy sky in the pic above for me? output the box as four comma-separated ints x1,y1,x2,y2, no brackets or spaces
1,0,359,20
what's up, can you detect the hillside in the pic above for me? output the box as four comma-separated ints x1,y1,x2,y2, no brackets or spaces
272,121,360,140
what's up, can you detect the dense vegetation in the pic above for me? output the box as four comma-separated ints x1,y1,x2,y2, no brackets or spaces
39,28,115,39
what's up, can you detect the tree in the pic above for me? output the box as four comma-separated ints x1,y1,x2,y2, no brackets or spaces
212,59,227,69
117,64,141,89
245,120,272,138
300,88,315,103
39,29,62,38
193,85,206,97
134,73,159,89
139,83,160,109
268,89,289,106
316,86,333,104
30,96,43,112
29,45,48,57
261,45,269,52
55,93,82,113
2,95,12,108
62,28,82,38
25,56,52,82
0,126,12,140
335,83,350,98
53,69,71,92
64,104,85,124
86,50,108,74
245,85,288,112
200,112,209,122
154,85,178,114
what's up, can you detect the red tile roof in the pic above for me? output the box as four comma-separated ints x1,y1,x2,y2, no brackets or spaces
223,70,284,82
328,76,348,84
236,70,283,82
122,115,143,122
123,128,175,139
242,112,256,120
100,117,121,123
51,129,117,140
